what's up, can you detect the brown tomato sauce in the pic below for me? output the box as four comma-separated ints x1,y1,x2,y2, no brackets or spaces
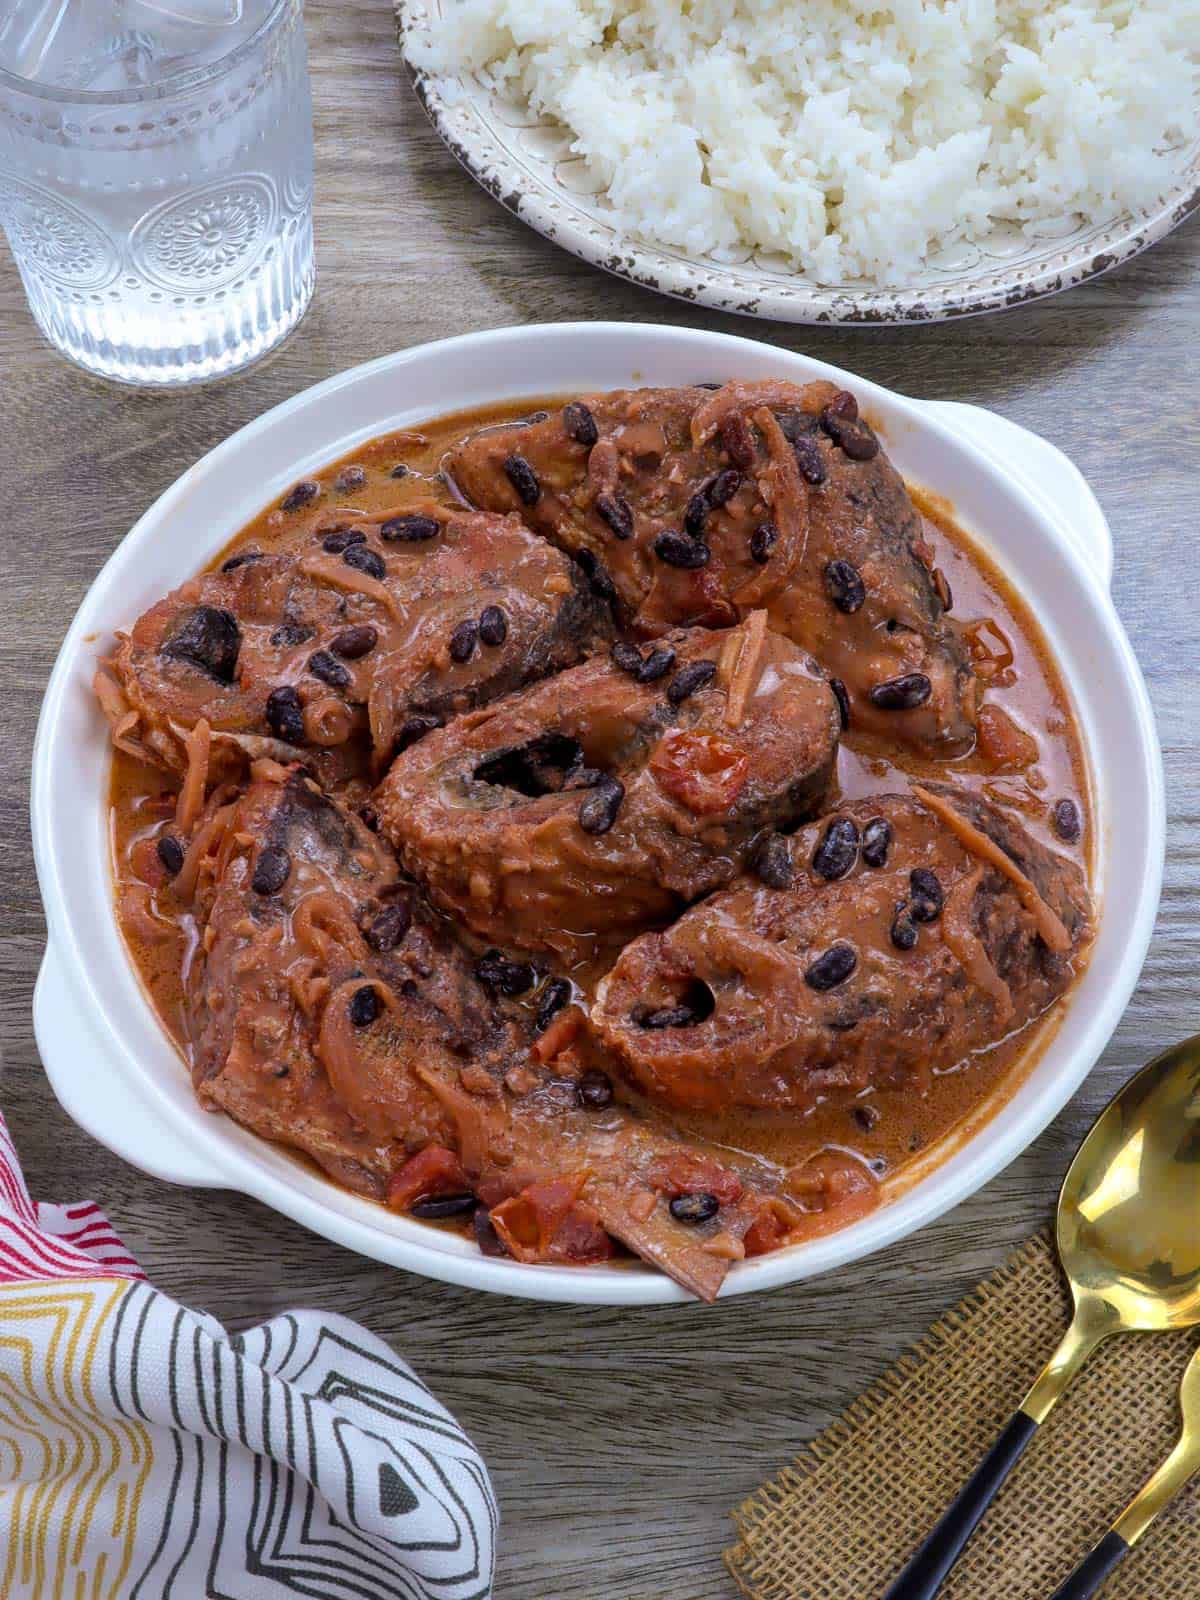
108,399,1093,1222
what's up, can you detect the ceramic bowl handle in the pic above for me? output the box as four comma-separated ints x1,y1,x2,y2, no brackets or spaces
34,942,231,1192
921,400,1113,591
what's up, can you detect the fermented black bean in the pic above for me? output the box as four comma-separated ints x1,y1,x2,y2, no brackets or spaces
635,646,675,684
504,454,541,505
804,944,857,991
479,605,508,647
824,390,858,422
476,951,536,996
576,549,617,600
330,624,378,659
821,402,879,460
611,642,643,677
156,835,184,876
812,817,859,880
365,901,412,953
708,468,741,506
793,435,828,484
683,492,709,537
280,480,320,511
381,514,439,542
869,673,932,710
1052,798,1082,843
754,833,794,890
578,776,624,836
666,659,717,705
640,1004,700,1030
251,845,290,896
449,619,479,663
595,492,634,540
670,1192,719,1224
578,1069,614,1109
562,401,599,447
342,543,385,581
824,559,866,613
307,649,352,689
721,414,758,469
910,868,944,922
830,677,851,730
270,622,314,649
348,985,380,1027
861,817,893,869
776,410,818,442
221,549,263,573
536,977,572,1032
265,684,305,743
750,522,777,564
322,527,366,553
653,531,710,569
411,1194,476,1220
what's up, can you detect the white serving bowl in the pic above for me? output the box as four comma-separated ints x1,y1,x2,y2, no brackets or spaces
31,322,1163,1304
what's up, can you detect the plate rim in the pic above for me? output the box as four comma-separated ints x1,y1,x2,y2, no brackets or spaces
395,0,1200,326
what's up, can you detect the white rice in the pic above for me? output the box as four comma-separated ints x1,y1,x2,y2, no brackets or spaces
408,0,1200,285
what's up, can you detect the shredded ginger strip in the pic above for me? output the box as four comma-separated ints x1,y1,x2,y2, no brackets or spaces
175,719,211,834
941,866,1014,1023
912,784,1072,953
298,553,401,619
690,380,815,448
731,409,808,607
724,609,770,728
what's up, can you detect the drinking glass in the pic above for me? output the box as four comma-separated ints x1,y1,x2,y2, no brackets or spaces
0,0,315,385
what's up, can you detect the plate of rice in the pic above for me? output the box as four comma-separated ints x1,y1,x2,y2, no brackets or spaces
397,0,1200,324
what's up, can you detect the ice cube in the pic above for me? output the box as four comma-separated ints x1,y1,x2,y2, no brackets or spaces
0,0,264,87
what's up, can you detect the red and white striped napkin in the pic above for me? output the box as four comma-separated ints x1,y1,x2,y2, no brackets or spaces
0,1110,496,1599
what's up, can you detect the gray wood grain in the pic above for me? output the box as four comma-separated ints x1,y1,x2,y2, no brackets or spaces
1,4,1197,1595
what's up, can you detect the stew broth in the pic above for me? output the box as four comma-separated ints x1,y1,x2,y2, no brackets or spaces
108,397,1092,1208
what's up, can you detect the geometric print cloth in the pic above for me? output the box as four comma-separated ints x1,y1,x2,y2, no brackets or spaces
0,1112,497,1598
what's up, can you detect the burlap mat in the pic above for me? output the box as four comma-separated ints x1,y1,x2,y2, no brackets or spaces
726,1234,1200,1599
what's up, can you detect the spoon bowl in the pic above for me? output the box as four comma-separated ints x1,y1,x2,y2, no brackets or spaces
1057,1036,1200,1331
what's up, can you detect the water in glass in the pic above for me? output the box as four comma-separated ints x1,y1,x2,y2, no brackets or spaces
0,0,315,384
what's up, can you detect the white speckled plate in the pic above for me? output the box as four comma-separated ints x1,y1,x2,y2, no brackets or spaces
396,0,1200,325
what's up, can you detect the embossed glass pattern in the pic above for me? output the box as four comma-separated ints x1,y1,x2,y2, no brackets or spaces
0,0,314,385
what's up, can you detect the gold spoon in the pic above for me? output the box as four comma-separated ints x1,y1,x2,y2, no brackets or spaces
1047,1344,1200,1598
884,1034,1200,1600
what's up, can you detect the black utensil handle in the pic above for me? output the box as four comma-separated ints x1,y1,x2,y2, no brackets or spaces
883,1409,1038,1600
1047,1531,1130,1600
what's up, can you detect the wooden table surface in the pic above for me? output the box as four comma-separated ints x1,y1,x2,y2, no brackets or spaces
2,4,1198,1595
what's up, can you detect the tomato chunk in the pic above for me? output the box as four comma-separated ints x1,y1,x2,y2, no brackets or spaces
645,1151,743,1206
490,1177,614,1265
650,729,750,816
781,1153,879,1240
786,1152,874,1208
387,1145,470,1211
743,1198,799,1257
976,704,1039,772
